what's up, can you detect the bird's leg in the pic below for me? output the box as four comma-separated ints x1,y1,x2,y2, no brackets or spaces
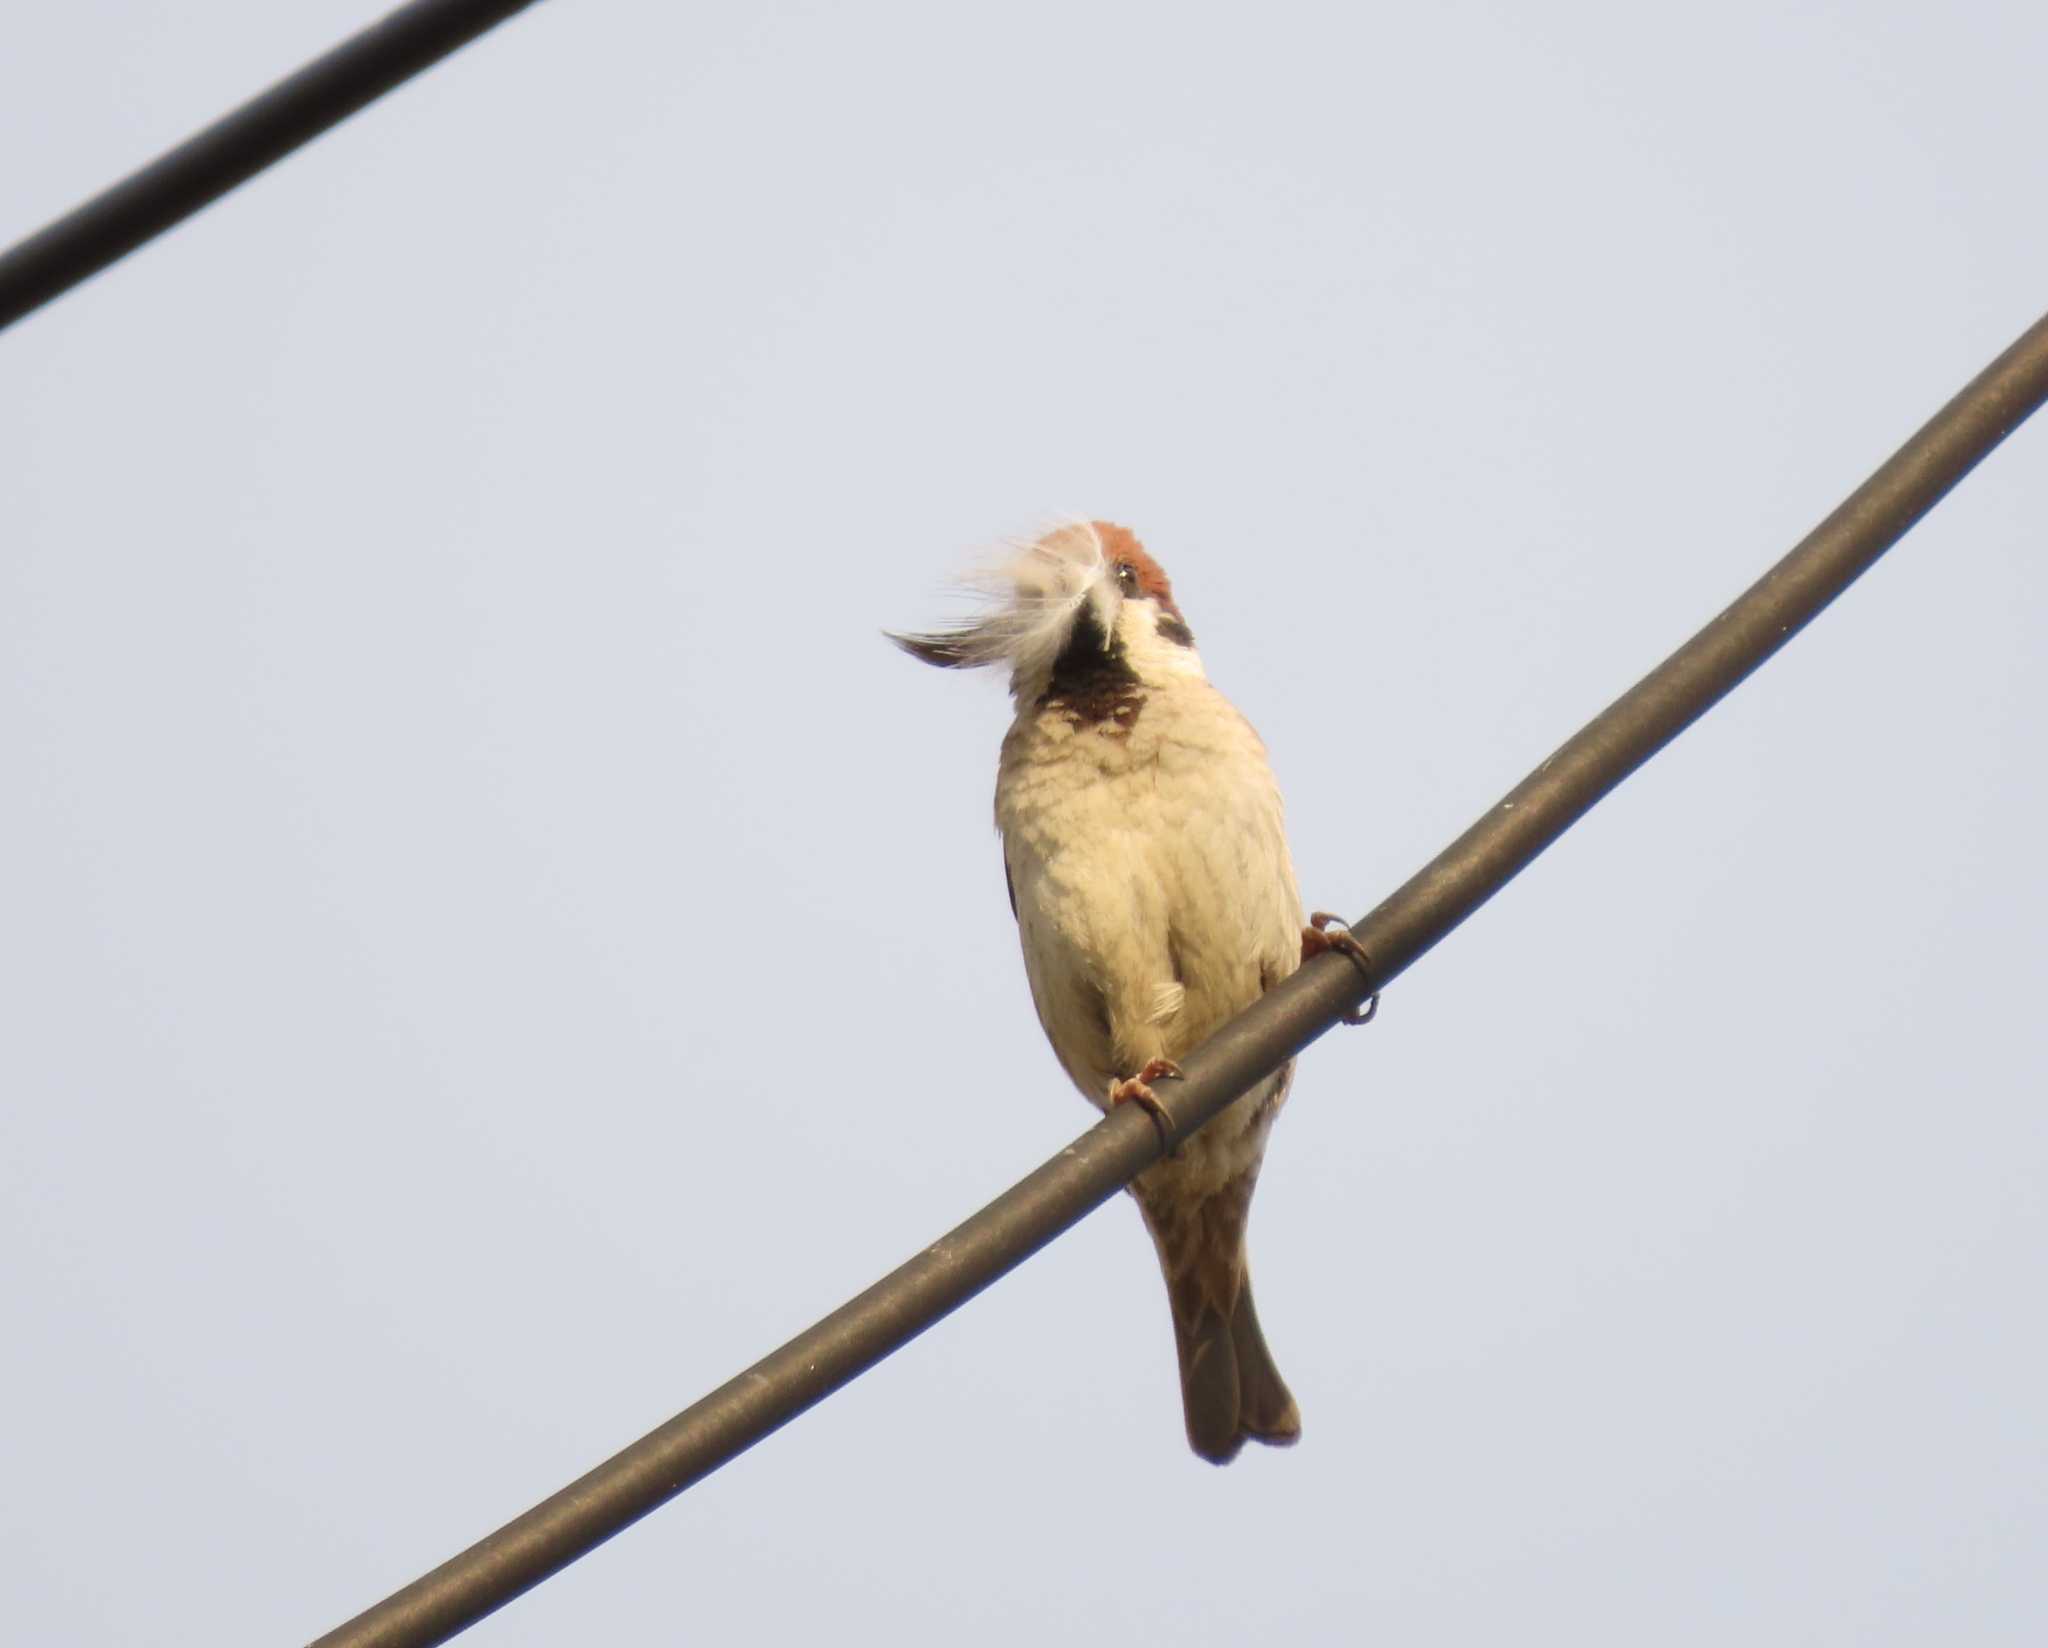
1108,1057,1184,1152
1302,912,1380,1025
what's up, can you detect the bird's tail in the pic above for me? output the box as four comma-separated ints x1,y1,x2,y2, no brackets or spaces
1136,1165,1301,1464
1166,1258,1301,1463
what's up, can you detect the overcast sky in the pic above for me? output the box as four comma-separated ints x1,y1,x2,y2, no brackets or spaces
4,3,2045,1643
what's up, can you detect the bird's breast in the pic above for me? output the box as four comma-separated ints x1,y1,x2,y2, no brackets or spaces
994,683,1305,1092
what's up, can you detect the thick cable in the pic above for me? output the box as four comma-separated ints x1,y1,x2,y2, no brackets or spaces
0,0,539,331
313,307,2048,1648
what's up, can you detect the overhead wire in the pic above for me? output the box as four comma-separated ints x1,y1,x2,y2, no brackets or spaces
0,0,541,330
310,309,2048,1647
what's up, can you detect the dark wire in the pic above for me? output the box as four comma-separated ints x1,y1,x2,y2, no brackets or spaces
0,0,540,331
311,309,2048,1648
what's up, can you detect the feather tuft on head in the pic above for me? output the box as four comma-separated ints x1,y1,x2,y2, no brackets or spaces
887,521,1120,700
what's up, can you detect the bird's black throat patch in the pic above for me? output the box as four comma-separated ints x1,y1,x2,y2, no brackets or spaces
1042,606,1145,733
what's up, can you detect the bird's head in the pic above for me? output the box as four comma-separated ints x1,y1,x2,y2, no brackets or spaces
889,521,1203,706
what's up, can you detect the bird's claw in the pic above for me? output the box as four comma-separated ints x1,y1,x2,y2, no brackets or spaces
1108,1058,1184,1153
1303,912,1380,1026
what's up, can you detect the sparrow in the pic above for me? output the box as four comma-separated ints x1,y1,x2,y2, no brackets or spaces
892,521,1361,1463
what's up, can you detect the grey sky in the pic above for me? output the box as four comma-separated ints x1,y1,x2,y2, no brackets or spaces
3,3,2044,1642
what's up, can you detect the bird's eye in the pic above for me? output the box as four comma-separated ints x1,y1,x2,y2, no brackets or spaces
1113,561,1141,597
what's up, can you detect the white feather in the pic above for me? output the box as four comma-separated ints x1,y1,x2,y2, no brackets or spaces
1147,980,1187,1025
888,521,1119,703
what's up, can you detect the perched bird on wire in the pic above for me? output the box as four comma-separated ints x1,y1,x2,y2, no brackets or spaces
891,521,1365,1463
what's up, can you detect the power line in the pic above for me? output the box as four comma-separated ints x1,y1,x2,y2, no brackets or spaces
311,308,2048,1648
0,0,540,331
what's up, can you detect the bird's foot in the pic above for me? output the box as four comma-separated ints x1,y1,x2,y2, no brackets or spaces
1302,912,1380,1025
1108,1058,1184,1153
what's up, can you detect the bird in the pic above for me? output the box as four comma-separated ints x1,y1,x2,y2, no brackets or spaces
890,520,1364,1463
